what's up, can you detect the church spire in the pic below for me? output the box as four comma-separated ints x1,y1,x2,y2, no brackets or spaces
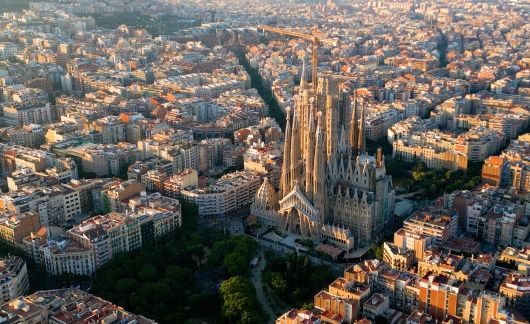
350,94,359,156
376,147,383,167
357,99,366,155
313,111,326,223
305,99,316,201
280,107,292,196
290,107,301,190
300,57,309,90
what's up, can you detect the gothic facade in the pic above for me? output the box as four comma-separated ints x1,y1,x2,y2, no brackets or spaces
252,76,395,249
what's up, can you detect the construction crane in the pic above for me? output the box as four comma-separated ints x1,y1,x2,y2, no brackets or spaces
258,25,321,91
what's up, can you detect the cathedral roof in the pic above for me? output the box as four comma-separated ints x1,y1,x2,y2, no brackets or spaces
254,177,278,210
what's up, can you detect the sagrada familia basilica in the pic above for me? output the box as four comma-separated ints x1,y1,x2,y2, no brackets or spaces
251,74,396,250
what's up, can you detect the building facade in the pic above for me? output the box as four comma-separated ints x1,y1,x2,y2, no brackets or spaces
0,256,29,304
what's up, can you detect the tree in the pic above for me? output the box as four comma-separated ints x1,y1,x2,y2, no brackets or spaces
115,278,138,295
224,252,248,277
118,162,131,180
373,244,384,260
179,199,198,232
208,235,258,274
186,243,206,266
138,264,159,282
209,240,236,265
301,302,314,310
269,272,287,294
164,265,192,282
263,252,332,308
219,276,263,324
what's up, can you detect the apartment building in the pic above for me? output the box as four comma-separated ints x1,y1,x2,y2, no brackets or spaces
402,208,459,244
39,236,95,276
393,228,432,261
85,116,126,144
67,143,140,177
500,247,530,275
100,180,146,213
394,126,502,170
1,186,81,226
393,140,468,171
6,168,55,192
0,212,40,248
2,124,45,148
278,255,518,324
482,134,530,193
163,169,199,198
127,158,173,181
137,139,199,173
52,196,180,273
0,256,29,304
383,242,415,271
244,144,282,189
181,170,260,217
500,273,530,319
0,288,156,323
140,169,168,193
453,127,503,162
2,103,52,127
482,156,510,186
387,117,438,144
365,108,402,141
0,42,17,59
419,273,505,323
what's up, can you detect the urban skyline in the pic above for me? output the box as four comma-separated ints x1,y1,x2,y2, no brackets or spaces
0,0,528,323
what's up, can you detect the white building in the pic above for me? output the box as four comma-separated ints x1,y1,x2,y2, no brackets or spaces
0,256,29,304
39,237,96,276
0,43,17,59
387,116,438,144
2,103,52,127
181,170,261,217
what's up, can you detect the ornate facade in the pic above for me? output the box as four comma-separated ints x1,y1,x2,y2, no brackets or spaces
252,76,395,249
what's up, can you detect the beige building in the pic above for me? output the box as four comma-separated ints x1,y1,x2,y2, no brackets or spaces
100,179,146,213
68,143,140,177
44,122,80,144
383,242,414,271
393,140,468,171
0,212,40,248
1,186,80,226
393,228,432,261
0,288,156,324
141,169,168,193
85,116,126,144
64,203,179,273
500,247,530,275
2,124,45,148
163,169,199,198
500,273,530,319
402,207,458,244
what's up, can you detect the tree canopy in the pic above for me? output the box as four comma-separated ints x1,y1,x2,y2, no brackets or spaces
387,159,483,199
91,205,262,324
219,276,265,324
263,253,333,308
